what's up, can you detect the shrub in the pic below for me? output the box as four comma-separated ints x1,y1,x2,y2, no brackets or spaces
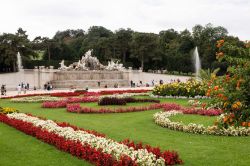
152,79,206,97
98,97,127,105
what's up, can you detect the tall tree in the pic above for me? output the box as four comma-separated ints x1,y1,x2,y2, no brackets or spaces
0,28,36,72
130,32,159,71
81,26,113,62
192,23,228,69
114,28,133,64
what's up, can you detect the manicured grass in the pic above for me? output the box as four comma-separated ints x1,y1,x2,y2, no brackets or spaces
1,98,250,166
0,123,91,166
169,114,217,127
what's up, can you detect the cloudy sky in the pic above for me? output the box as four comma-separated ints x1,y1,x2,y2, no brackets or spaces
0,0,249,40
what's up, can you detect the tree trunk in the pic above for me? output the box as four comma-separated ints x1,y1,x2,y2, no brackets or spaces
13,61,16,72
122,51,126,64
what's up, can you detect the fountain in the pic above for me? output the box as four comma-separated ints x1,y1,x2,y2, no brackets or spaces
58,50,124,71
17,52,23,71
53,50,129,88
193,47,201,79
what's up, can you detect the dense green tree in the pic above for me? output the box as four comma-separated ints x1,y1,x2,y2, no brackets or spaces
1,24,245,74
0,28,36,72
81,26,114,62
192,23,228,69
130,32,159,70
113,28,133,64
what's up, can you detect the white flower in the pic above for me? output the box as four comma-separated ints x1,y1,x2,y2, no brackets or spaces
7,113,165,165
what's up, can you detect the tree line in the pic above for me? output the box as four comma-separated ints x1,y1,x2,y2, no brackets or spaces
0,24,245,73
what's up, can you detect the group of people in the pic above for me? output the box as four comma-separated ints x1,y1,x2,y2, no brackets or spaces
17,82,30,95
1,84,6,95
44,82,53,91
130,80,164,88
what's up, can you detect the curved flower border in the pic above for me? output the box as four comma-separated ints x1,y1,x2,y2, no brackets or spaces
0,112,182,165
153,111,250,136
67,103,164,114
150,94,209,99
11,96,61,103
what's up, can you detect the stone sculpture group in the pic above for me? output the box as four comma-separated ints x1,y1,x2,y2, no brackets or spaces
59,50,125,71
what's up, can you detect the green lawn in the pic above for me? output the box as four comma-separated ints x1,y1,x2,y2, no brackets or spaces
0,123,91,166
169,114,217,127
1,98,250,166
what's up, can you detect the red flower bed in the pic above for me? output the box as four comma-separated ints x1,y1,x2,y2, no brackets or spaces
161,103,223,116
66,97,99,103
84,92,100,97
161,103,182,111
67,103,163,113
50,92,84,97
181,108,222,116
0,114,135,165
0,113,183,165
42,97,98,108
42,101,68,108
121,139,183,165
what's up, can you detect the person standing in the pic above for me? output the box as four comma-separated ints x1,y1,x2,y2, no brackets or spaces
17,84,21,95
1,85,6,95
24,84,27,94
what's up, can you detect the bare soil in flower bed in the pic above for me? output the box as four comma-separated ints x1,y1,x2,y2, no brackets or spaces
1,97,250,166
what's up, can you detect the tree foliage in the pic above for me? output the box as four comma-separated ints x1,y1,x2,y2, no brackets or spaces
0,24,247,73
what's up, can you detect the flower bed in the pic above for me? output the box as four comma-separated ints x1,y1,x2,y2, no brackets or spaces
152,80,206,97
42,101,68,108
0,93,49,99
84,89,151,97
99,89,151,95
11,96,61,103
50,92,85,97
66,97,98,103
98,97,127,105
181,108,222,116
0,113,182,165
161,103,222,116
98,96,160,106
153,111,250,136
67,103,164,113
0,107,19,114
42,97,98,108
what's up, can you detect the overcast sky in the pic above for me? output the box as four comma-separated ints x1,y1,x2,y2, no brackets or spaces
0,0,249,40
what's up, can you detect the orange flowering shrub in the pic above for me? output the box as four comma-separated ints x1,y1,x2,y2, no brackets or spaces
208,39,250,128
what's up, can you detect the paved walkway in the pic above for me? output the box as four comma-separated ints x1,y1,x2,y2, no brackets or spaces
0,87,153,98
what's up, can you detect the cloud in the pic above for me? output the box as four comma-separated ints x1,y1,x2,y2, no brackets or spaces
0,0,249,40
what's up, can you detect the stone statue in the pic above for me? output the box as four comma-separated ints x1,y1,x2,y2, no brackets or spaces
58,50,125,71
105,60,125,71
59,60,68,70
